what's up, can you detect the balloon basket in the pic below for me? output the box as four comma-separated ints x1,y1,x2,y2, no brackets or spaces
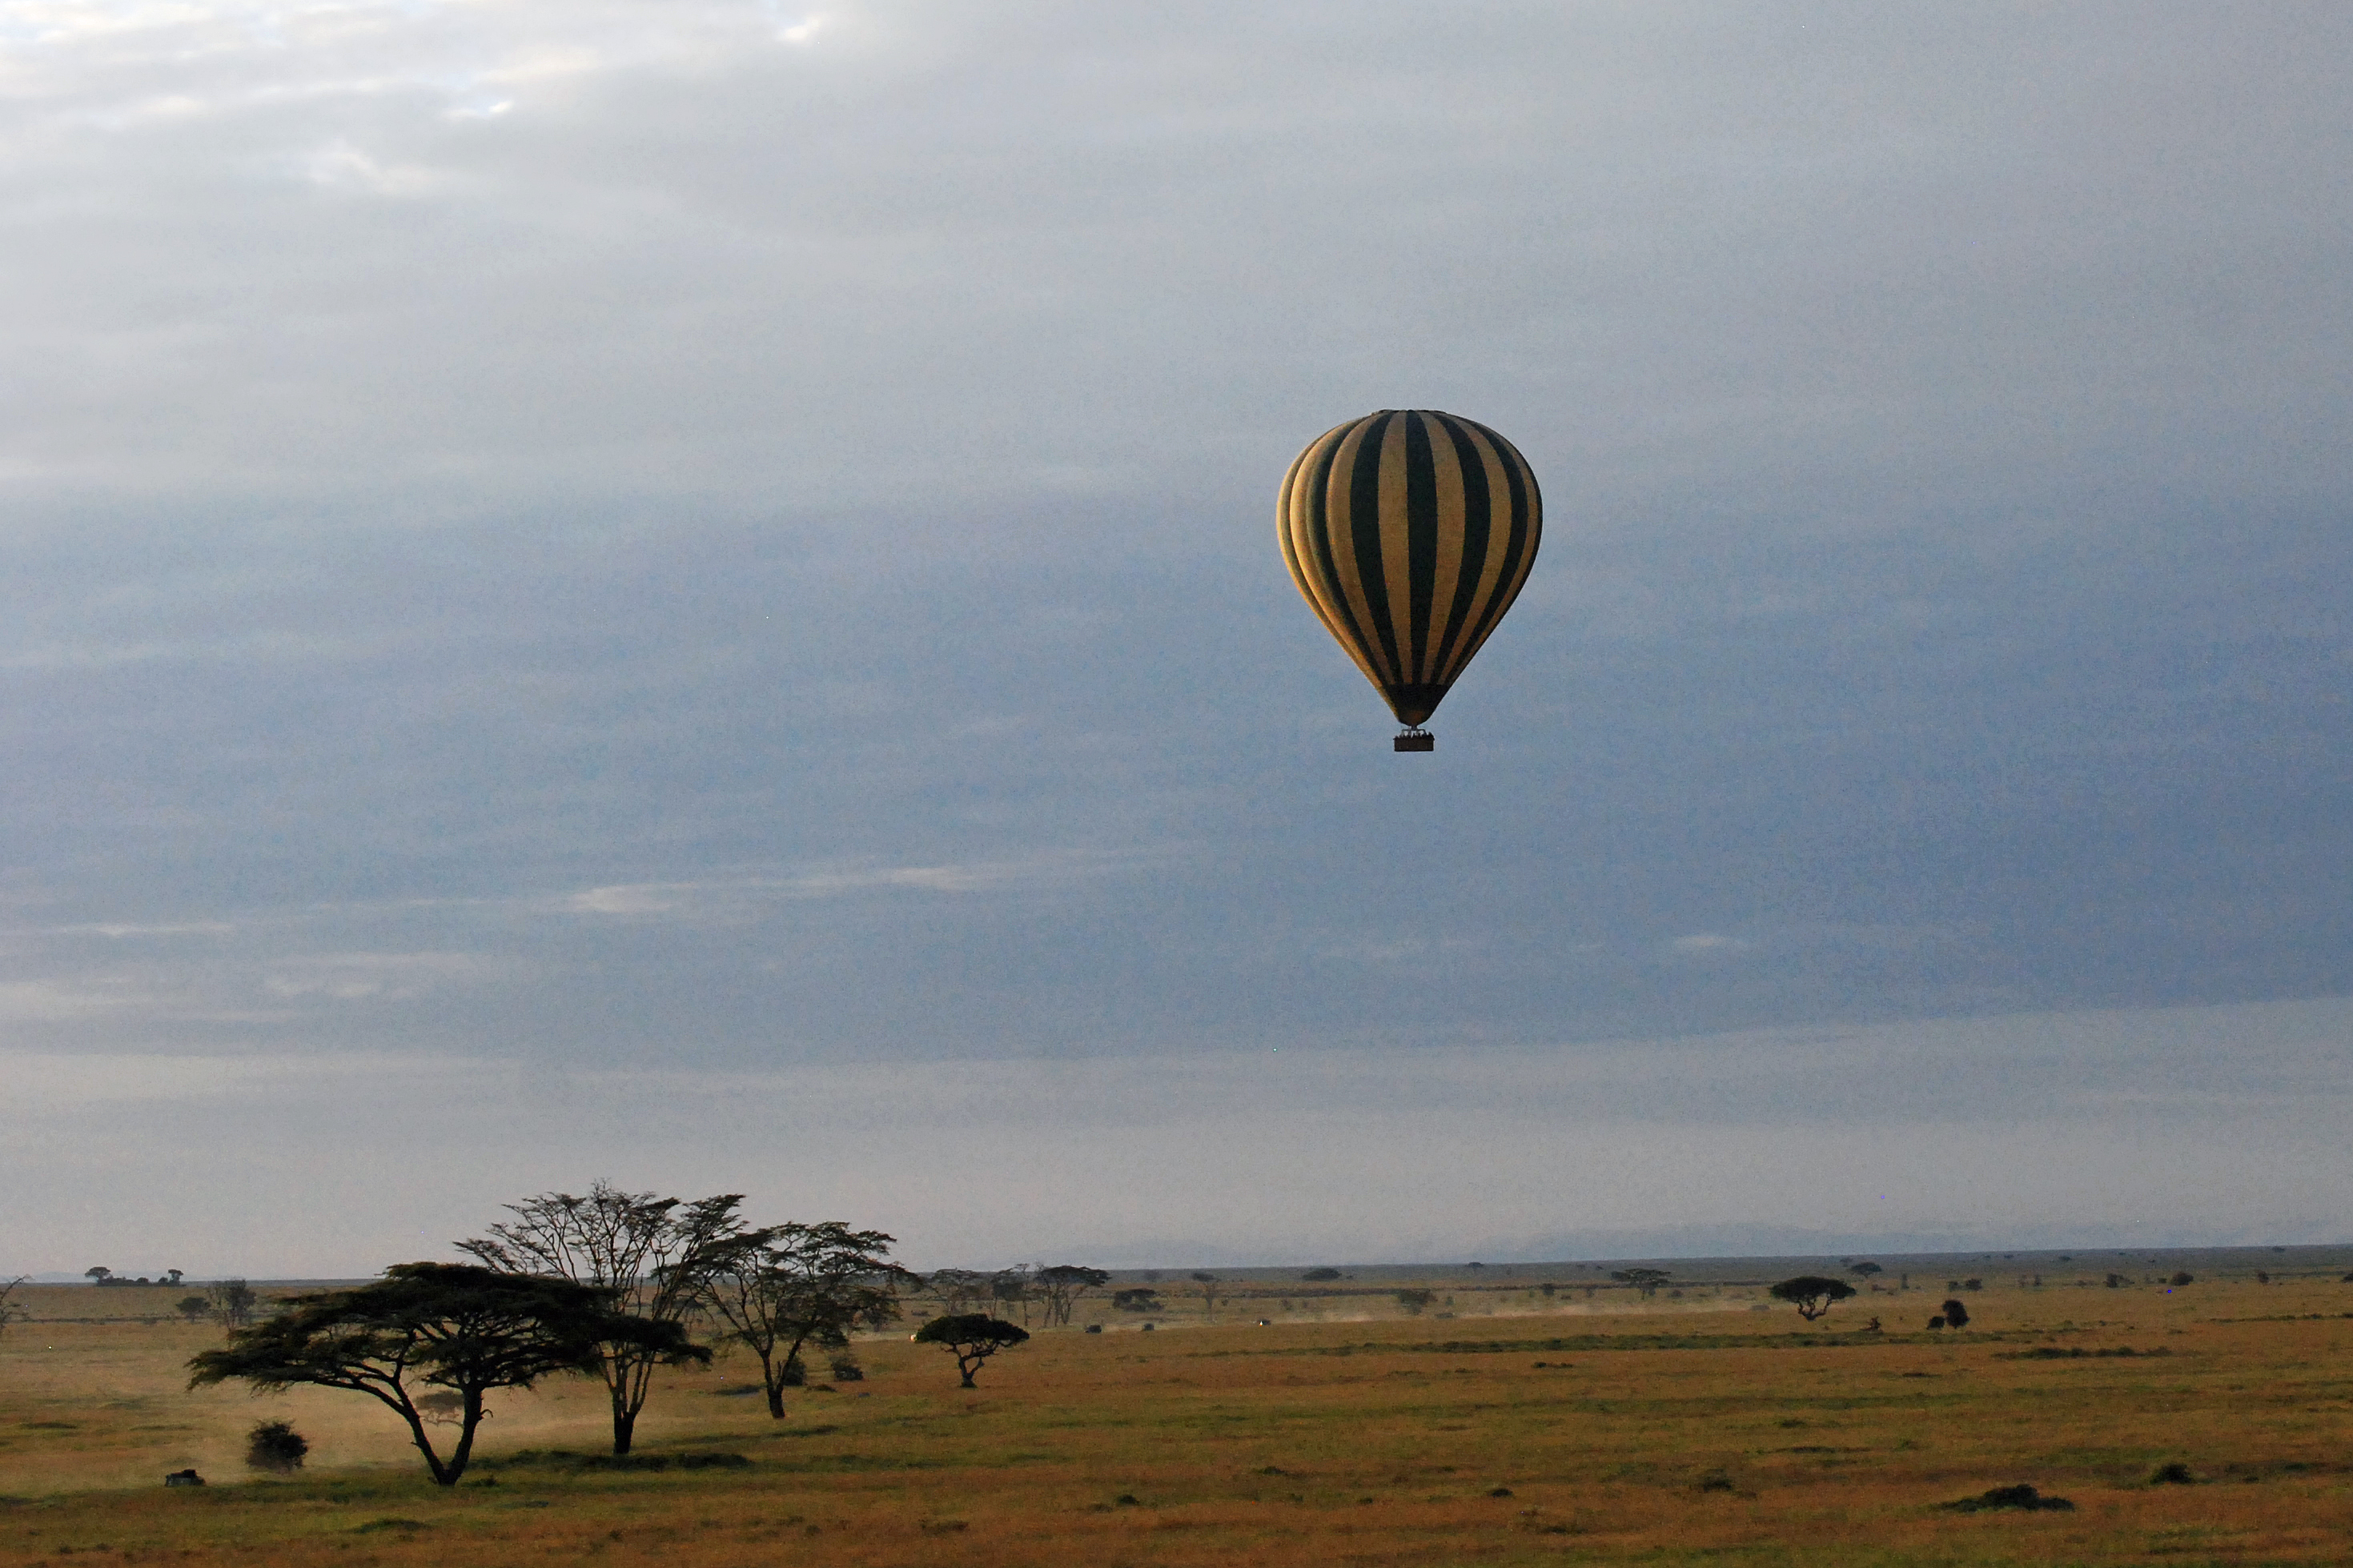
1394,729,1434,752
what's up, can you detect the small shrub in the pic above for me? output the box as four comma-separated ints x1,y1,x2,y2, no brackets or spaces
1939,1484,2074,1513
2150,1462,2197,1485
825,1353,863,1382
2169,1272,2194,1286
1301,1268,1342,1282
245,1420,309,1474
1940,1298,1970,1330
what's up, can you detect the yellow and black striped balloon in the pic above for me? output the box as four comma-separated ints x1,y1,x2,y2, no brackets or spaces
1279,410,1542,728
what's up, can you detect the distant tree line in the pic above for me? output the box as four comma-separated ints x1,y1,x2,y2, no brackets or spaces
83,1266,187,1288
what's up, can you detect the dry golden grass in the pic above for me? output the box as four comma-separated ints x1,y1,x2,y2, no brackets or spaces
4,1273,2351,1566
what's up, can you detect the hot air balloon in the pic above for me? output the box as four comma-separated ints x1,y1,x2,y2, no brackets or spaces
1278,410,1542,751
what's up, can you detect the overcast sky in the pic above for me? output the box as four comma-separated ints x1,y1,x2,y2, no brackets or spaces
4,1,2348,1277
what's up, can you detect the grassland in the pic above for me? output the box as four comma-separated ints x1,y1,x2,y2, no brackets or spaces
4,1268,2350,1566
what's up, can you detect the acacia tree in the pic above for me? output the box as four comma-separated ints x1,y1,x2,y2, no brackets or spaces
0,1275,26,1341
1612,1268,1672,1299
207,1278,259,1329
187,1263,701,1486
1769,1276,1858,1321
925,1269,990,1316
1191,1272,1224,1319
682,1222,913,1418
990,1266,1036,1325
1034,1265,1110,1327
457,1181,744,1454
913,1313,1029,1388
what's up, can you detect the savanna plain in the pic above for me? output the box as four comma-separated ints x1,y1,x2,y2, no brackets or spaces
6,1258,2351,1567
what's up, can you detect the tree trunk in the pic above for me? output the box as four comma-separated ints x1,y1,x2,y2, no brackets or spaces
445,1390,485,1484
610,1400,636,1456
399,1408,454,1486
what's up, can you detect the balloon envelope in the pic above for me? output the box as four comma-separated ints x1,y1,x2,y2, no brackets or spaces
1278,409,1542,727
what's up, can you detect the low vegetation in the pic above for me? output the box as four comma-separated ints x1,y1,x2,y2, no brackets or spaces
6,1257,2351,1564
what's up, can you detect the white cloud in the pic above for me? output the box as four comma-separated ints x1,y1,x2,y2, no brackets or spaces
1671,933,1752,954
259,951,510,1001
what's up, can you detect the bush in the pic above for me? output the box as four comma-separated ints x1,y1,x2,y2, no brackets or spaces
1940,1298,1970,1329
246,1420,309,1474
826,1353,864,1382
1940,1483,2074,1513
2169,1272,2194,1287
1301,1268,1342,1282
2150,1462,2196,1485
1395,1289,1436,1315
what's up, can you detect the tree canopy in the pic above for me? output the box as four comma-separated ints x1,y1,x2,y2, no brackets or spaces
682,1221,913,1418
913,1313,1030,1388
1034,1265,1110,1327
1768,1276,1857,1321
187,1262,703,1486
456,1181,741,1454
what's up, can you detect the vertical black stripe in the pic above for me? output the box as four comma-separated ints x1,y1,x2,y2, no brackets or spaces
1402,411,1440,682
1347,412,1403,682
1425,413,1492,683
1449,417,1536,671
1301,424,1375,673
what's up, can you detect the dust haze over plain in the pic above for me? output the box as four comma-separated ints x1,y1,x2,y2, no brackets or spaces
3,2,2349,1275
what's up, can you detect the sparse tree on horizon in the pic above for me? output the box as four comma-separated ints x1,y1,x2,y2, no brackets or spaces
925,1269,990,1316
0,1276,27,1341
913,1313,1030,1388
680,1221,913,1418
456,1181,743,1454
1769,1276,1857,1321
207,1278,259,1329
1611,1268,1671,1299
991,1265,1038,1325
1191,1272,1223,1319
1034,1265,1110,1327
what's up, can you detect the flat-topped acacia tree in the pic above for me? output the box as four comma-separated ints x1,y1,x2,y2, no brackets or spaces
913,1313,1030,1388
187,1262,705,1486
1769,1276,1858,1321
